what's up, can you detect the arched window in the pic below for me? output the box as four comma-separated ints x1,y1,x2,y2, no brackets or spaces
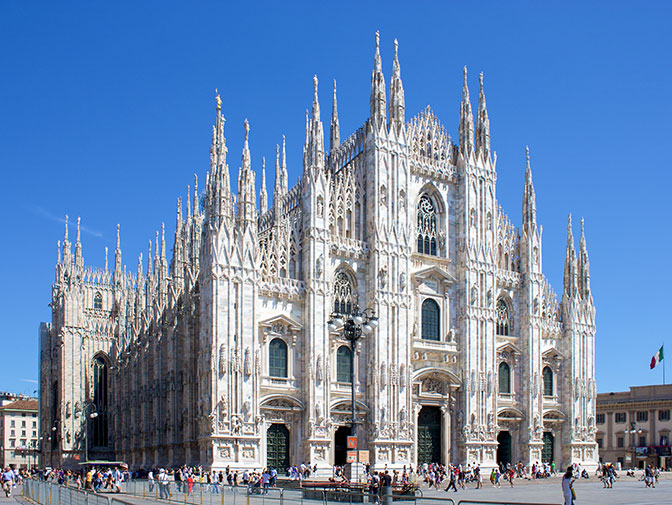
421,299,440,341
496,299,511,336
336,346,352,383
543,366,554,397
91,356,108,447
498,362,511,394
417,195,438,256
333,271,356,315
269,338,288,378
94,292,103,310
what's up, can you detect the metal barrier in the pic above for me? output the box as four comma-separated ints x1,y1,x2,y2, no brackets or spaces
455,501,557,505
22,479,136,505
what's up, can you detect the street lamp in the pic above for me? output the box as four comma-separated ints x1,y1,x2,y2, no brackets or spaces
76,402,98,463
628,421,643,470
328,306,378,483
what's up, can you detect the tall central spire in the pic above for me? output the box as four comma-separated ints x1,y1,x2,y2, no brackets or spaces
459,66,474,156
330,80,340,151
388,38,405,129
563,215,578,298
370,31,387,126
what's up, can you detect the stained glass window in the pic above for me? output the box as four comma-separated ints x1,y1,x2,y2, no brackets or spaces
498,362,511,394
417,195,438,256
421,299,440,341
336,346,352,383
269,338,288,378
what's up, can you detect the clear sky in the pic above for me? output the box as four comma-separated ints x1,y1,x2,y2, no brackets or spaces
1,1,670,396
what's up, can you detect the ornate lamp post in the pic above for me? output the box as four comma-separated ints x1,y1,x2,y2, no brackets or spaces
328,306,378,482
628,421,643,470
76,402,98,463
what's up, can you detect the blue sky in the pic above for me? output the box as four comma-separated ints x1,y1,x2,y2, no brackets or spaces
0,1,670,395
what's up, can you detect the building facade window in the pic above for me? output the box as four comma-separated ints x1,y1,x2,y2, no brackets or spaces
615,412,626,423
268,338,288,378
417,195,438,256
498,362,511,394
336,346,352,383
596,438,603,448
596,413,605,424
9,440,14,448
92,356,109,448
659,410,670,421
421,299,440,341
333,271,356,315
94,291,103,310
496,299,511,336
542,366,553,396
617,437,624,448
638,435,647,447
637,411,648,422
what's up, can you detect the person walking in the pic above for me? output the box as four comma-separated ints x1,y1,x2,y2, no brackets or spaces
158,469,170,500
561,466,575,505
444,468,457,492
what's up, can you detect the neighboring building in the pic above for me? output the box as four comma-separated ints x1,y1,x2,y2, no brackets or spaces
596,385,672,469
0,398,39,469
39,34,597,472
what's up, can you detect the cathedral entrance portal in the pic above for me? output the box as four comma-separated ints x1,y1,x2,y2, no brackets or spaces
496,431,512,466
267,424,290,471
417,406,442,464
334,426,352,466
542,432,554,464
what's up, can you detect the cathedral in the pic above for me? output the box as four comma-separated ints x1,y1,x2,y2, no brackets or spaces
40,33,598,472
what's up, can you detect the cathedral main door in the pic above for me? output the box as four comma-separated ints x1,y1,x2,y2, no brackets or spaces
267,424,290,471
417,406,442,464
496,431,512,466
542,432,554,464
334,426,352,466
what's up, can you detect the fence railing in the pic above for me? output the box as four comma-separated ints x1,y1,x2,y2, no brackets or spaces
22,479,134,505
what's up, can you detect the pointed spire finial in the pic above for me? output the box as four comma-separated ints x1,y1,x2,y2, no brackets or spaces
312,75,321,121
64,214,69,242
330,79,340,151
526,145,530,168
104,247,108,271
389,37,405,127
215,88,222,111
161,222,166,259
76,217,81,244
370,30,387,125
260,156,268,213
375,30,380,53
57,240,61,264
116,224,120,249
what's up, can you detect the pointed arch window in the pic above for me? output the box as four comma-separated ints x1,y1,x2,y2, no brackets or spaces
496,299,511,336
91,356,108,447
417,195,438,256
336,346,352,383
421,299,440,341
333,271,356,315
543,366,554,397
269,338,288,378
94,292,103,310
498,362,511,394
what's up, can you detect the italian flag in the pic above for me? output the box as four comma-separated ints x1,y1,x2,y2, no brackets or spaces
650,346,664,369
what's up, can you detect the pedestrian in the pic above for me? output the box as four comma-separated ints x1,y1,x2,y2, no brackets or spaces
444,469,457,492
158,469,170,500
561,466,575,505
148,469,155,492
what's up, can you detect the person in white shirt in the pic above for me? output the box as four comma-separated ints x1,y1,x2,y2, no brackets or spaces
561,466,575,505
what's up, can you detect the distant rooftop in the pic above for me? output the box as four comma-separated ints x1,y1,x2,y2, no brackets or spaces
0,399,39,411
597,384,672,405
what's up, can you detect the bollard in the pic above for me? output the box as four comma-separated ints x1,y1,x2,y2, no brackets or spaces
383,486,392,505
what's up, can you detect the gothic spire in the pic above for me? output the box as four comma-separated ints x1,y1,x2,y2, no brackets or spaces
304,77,325,171
114,224,122,276
62,214,71,265
237,119,257,230
193,174,199,217
146,239,153,279
137,253,143,284
161,222,166,261
388,38,405,128
459,66,474,156
104,247,108,271
75,217,83,268
330,80,340,151
57,240,61,265
475,72,490,159
563,214,578,298
186,185,192,221
522,146,537,232
370,31,387,126
578,218,592,300
260,156,268,213
273,144,282,201
281,135,288,192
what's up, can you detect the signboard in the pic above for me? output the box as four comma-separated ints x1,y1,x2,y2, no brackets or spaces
347,436,357,449
358,450,370,464
74,455,80,461
346,451,357,463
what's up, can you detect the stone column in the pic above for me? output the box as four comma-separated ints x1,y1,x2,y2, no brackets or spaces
441,403,451,465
